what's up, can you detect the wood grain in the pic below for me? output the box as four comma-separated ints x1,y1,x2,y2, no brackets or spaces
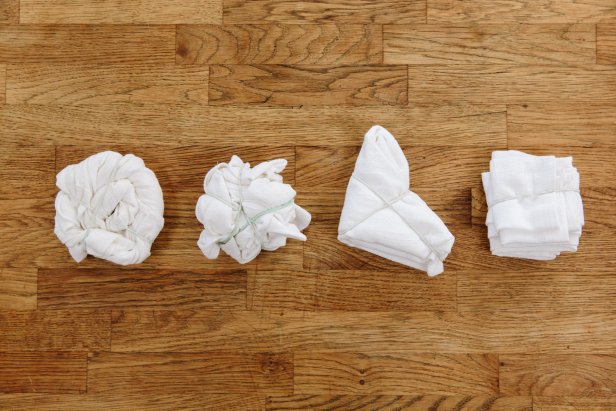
507,103,616,147
534,396,616,411
209,64,407,106
0,25,175,64
0,268,37,310
177,24,382,65
408,65,616,104
6,64,208,105
0,144,55,199
223,0,426,24
0,64,4,103
88,352,293,395
0,1,18,23
500,355,616,396
427,0,616,23
0,310,110,350
20,0,222,24
384,24,595,65
267,395,532,410
294,352,498,395
597,24,616,64
38,268,247,309
0,352,86,393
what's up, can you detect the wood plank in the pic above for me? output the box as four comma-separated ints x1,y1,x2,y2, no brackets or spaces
0,352,86,393
111,310,616,354
0,1,18,23
384,24,595,65
267,395,532,410
500,355,616,396
0,25,175,64
88,352,292,395
223,0,426,24
507,103,616,147
427,0,616,23
209,65,407,106
0,64,4,103
249,269,456,311
0,144,55,200
0,310,110,350
6,64,208,105
408,65,616,105
534,396,616,411
38,268,246,310
598,24,616,64
177,24,382,65
0,268,37,310
0,393,266,410
20,0,222,24
0,104,505,146
294,352,498,395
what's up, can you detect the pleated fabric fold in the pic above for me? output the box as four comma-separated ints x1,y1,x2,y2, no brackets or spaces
54,151,165,265
338,125,455,276
195,155,311,264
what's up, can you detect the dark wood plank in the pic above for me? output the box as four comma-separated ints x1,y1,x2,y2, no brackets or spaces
209,64,407,106
19,0,222,24
384,24,595,65
0,352,86,393
534,396,616,411
38,268,247,310
408,65,616,104
0,1,18,23
0,144,55,200
500,355,616,396
88,352,292,395
267,395,532,410
6,64,208,104
0,310,110,350
598,24,616,64
0,25,175,64
0,268,37,310
427,0,616,23
223,0,426,24
294,352,498,395
177,24,382,65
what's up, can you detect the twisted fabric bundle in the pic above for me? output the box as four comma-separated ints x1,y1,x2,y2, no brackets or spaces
338,126,455,276
482,150,584,259
196,155,311,264
54,151,165,265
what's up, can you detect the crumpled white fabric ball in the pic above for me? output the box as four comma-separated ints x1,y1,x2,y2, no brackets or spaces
196,155,311,264
338,125,455,276
54,151,165,265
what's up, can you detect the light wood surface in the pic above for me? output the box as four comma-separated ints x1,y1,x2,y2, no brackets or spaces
0,1,615,410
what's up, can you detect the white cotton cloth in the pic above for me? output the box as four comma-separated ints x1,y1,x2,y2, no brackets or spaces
196,155,311,264
54,151,165,265
482,150,584,260
338,125,455,276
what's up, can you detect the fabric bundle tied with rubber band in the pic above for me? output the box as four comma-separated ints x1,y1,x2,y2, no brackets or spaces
196,155,311,264
54,151,165,265
482,150,584,259
338,125,455,276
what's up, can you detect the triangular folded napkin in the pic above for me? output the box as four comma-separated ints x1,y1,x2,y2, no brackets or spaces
482,150,584,259
196,155,311,264
338,126,455,276
54,151,165,265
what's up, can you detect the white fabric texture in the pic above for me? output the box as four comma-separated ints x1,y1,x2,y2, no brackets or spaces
54,151,165,265
196,155,311,264
482,150,584,260
338,125,455,276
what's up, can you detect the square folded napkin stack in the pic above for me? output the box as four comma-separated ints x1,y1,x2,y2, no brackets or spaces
482,150,584,260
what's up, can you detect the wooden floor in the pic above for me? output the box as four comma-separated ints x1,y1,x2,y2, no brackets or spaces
1,1,616,410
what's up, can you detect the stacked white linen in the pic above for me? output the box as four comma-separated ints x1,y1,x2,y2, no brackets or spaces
482,150,584,259
54,151,165,265
196,155,311,264
338,125,455,276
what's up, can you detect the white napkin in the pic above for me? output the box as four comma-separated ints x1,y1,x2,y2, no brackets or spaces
482,150,584,259
338,125,455,276
54,151,165,265
196,155,311,264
